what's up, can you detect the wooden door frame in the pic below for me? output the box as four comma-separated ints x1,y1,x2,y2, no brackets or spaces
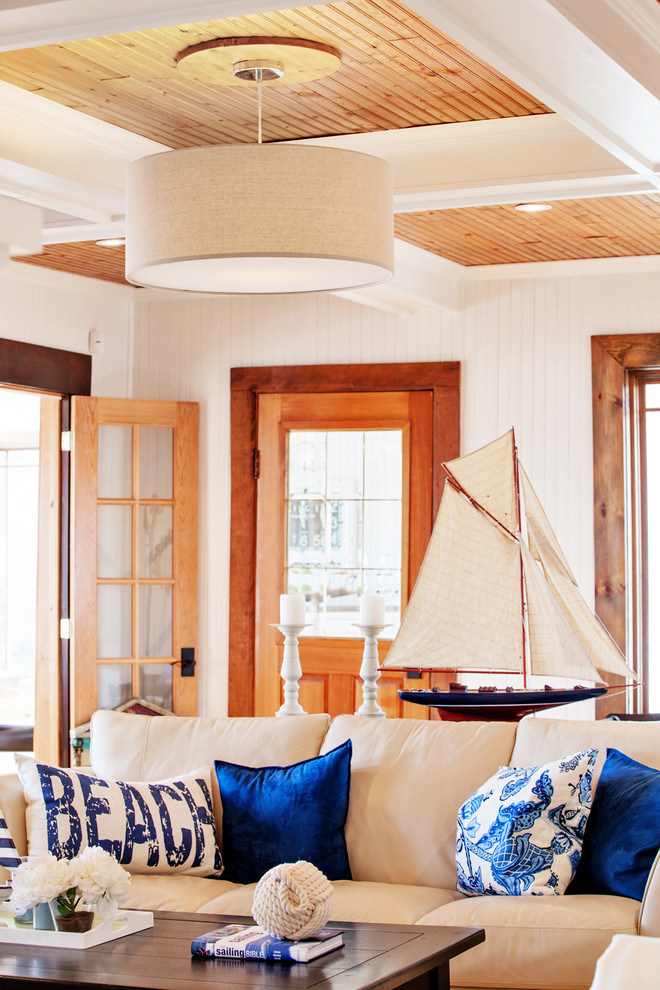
229,362,460,716
0,337,91,764
592,333,660,715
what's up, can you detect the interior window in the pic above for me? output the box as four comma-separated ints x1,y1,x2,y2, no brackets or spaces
286,429,403,638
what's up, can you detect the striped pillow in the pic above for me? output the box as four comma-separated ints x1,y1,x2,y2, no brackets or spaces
0,809,21,870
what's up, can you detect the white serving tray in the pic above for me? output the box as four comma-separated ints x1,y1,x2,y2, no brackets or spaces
0,909,154,949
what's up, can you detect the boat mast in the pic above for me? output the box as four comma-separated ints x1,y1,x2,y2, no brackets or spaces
513,434,529,688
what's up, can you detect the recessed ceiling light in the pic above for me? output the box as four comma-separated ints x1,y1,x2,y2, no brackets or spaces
514,203,552,213
96,238,125,247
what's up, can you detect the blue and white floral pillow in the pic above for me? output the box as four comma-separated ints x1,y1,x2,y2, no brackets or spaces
456,748,597,897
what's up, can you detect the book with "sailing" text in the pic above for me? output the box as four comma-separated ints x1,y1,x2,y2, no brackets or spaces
191,923,344,962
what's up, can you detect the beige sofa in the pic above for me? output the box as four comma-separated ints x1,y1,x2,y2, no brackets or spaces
2,709,660,990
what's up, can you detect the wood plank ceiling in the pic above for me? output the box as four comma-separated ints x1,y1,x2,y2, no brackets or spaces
4,0,658,284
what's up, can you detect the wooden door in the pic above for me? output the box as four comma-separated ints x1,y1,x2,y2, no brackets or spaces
229,362,461,718
70,398,199,734
255,390,435,718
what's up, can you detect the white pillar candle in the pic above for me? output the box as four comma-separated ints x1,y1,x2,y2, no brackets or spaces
360,594,385,627
280,593,306,626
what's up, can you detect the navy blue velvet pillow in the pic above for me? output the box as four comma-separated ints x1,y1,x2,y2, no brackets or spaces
570,748,660,900
214,740,352,884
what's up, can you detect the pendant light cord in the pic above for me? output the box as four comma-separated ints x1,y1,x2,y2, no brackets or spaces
257,69,263,144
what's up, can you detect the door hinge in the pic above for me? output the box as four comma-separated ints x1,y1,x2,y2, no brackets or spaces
61,431,72,452
253,448,260,479
60,618,71,640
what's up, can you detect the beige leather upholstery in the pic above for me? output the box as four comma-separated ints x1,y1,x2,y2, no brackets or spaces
511,716,660,778
420,894,640,990
200,880,463,926
90,710,331,779
322,715,518,888
587,934,660,990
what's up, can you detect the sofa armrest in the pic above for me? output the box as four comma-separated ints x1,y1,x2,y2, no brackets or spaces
639,849,660,935
0,772,27,882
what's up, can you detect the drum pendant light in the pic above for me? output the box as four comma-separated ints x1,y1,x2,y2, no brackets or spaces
125,38,394,295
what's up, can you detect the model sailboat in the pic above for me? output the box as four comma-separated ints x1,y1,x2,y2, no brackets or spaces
381,430,637,720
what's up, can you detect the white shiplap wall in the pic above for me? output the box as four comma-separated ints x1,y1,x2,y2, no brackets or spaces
3,259,660,716
131,267,660,715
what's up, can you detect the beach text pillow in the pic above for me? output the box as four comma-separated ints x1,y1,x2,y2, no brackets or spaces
16,754,222,877
456,748,597,896
215,740,352,884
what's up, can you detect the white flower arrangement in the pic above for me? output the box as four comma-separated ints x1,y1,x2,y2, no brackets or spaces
10,847,131,918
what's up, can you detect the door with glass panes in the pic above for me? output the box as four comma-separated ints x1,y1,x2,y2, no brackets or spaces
255,390,435,718
70,398,198,734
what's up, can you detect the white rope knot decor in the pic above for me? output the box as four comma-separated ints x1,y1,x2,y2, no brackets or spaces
251,860,333,940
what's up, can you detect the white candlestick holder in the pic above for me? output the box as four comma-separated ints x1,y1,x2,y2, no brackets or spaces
354,623,386,718
272,623,307,716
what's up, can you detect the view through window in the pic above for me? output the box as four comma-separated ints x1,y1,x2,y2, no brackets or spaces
0,388,41,766
640,380,660,711
285,430,402,637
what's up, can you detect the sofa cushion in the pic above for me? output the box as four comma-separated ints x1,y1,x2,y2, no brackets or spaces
214,740,352,884
418,891,640,990
124,874,242,913
511,716,660,783
321,715,518,890
570,748,660,901
456,748,597,897
16,755,222,877
200,880,462,925
90,710,331,782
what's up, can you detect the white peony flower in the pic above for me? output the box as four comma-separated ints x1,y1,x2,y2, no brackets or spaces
10,847,130,918
75,846,131,910
10,853,78,915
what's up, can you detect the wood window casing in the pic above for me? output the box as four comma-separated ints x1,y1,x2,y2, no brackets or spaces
229,362,460,717
591,334,660,716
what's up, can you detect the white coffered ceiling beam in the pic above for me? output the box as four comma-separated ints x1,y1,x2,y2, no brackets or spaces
411,0,660,178
303,116,646,213
544,0,660,105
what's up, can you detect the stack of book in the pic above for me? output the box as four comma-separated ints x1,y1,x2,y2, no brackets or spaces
191,923,344,962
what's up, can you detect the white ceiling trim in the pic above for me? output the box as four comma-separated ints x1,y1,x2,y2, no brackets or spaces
409,0,660,173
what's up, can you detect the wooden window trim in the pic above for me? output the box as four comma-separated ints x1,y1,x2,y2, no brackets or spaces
0,337,91,764
592,334,660,714
229,362,460,716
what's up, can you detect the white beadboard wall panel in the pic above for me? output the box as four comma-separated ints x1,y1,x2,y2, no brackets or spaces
0,264,132,397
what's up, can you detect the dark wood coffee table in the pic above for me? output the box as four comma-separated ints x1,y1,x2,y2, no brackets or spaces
0,911,484,990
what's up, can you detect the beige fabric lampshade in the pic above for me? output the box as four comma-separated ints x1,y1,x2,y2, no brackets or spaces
125,144,393,293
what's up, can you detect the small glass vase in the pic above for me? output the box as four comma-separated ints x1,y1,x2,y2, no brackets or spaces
33,901,56,931
49,900,95,933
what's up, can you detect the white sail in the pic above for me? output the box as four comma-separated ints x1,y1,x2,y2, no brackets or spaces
381,481,524,671
519,466,575,581
443,430,517,534
382,429,637,684
521,540,610,682
525,513,636,681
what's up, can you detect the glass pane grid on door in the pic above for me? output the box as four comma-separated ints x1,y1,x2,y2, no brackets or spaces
96,424,174,712
285,430,402,638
